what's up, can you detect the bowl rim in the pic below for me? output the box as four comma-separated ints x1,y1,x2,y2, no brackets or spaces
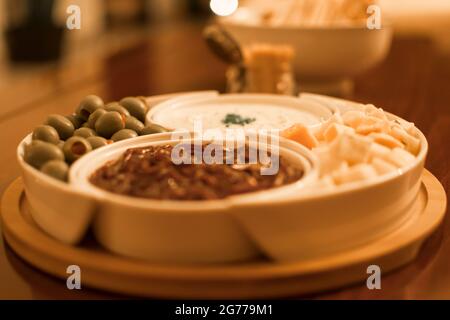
67,133,319,211
17,94,428,212
147,93,337,131
218,15,393,32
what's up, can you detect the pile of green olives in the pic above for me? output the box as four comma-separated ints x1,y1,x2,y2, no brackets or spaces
24,95,170,182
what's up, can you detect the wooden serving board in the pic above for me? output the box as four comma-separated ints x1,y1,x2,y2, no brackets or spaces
0,170,447,299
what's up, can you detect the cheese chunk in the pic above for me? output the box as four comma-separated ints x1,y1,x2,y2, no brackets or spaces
331,132,372,165
355,116,390,135
314,113,344,140
395,118,417,136
323,123,355,142
371,157,398,175
367,142,391,161
369,132,404,149
364,104,388,121
391,125,421,155
314,146,343,176
281,123,318,149
332,163,378,185
342,110,366,128
382,147,416,167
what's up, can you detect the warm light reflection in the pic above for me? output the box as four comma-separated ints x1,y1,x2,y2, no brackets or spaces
210,0,239,17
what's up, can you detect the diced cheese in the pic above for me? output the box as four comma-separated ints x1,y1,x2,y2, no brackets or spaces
331,132,372,165
323,123,355,142
367,142,391,161
308,102,419,186
368,132,404,149
281,123,318,149
391,125,421,155
395,118,417,136
371,157,398,175
355,116,390,135
382,147,416,167
314,146,343,177
332,163,378,185
314,113,344,140
364,104,388,121
342,110,366,128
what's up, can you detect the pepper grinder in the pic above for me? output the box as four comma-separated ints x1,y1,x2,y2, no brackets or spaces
203,24,297,95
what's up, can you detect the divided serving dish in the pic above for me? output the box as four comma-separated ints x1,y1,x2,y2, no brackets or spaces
16,92,428,264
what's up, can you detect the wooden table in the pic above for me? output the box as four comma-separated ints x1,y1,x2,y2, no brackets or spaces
0,23,449,299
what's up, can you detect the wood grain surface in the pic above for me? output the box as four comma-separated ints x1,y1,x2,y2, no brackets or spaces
0,24,449,299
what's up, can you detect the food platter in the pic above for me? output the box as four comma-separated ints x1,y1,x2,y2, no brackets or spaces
3,91,447,297
0,170,445,298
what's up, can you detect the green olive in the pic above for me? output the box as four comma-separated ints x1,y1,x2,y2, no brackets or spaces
136,96,148,105
40,160,69,182
86,136,109,149
105,102,130,117
87,108,107,129
57,140,64,151
74,127,97,139
63,136,92,163
24,141,65,169
125,116,144,134
140,123,169,135
45,114,75,140
76,95,104,121
32,125,60,145
65,114,84,129
111,129,138,142
120,97,147,122
95,111,125,138
24,140,45,155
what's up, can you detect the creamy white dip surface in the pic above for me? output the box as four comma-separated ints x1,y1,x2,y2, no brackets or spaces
152,102,325,131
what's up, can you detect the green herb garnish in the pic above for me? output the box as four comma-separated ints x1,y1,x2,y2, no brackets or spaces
222,113,256,127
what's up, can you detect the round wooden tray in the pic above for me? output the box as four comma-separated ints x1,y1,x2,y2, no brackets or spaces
1,170,446,299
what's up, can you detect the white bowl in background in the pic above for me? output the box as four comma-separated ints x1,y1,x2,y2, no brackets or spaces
219,13,393,94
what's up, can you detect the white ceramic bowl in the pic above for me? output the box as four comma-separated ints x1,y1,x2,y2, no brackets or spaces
17,92,428,264
219,13,393,91
68,133,318,264
229,116,428,262
16,93,211,245
147,93,336,131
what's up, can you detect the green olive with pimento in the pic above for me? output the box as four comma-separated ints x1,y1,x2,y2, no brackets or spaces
24,94,171,183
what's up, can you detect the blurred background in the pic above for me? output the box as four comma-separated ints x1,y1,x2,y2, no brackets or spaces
0,0,450,299
0,0,449,120
0,0,219,120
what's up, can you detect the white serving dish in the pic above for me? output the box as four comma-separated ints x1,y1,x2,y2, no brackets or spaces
68,133,318,264
147,93,335,131
17,92,428,264
218,8,393,94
